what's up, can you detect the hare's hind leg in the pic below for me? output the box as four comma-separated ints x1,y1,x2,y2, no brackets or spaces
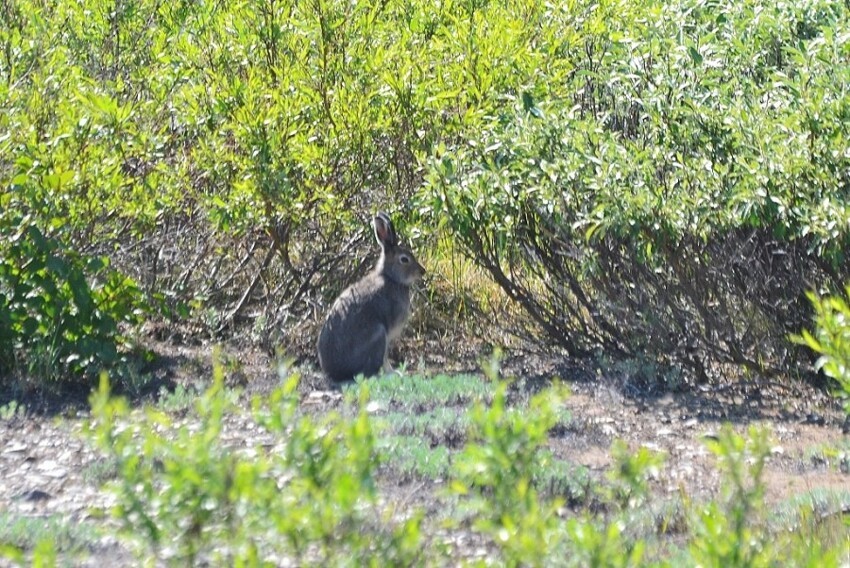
380,327,396,373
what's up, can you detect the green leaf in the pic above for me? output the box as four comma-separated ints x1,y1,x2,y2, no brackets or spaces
688,46,703,65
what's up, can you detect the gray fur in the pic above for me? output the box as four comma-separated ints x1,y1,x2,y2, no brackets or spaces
317,212,426,381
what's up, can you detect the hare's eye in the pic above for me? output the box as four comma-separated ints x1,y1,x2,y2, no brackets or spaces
399,255,410,264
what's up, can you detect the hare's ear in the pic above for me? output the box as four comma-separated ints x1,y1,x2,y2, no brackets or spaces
373,212,398,248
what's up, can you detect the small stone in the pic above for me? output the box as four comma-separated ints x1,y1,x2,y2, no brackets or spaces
3,442,27,453
36,460,68,478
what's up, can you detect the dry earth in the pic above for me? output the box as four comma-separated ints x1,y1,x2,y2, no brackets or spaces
1,341,848,565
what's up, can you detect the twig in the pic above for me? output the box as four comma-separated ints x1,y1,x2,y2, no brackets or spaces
218,239,278,333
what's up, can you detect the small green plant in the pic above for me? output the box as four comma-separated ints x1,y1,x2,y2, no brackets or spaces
0,512,90,563
0,400,24,421
682,425,843,567
531,451,593,504
797,286,850,415
254,379,423,565
88,362,423,565
380,407,470,441
606,440,666,510
349,372,495,408
378,435,451,480
772,488,850,563
89,367,244,564
688,426,772,567
771,488,850,531
451,377,571,564
80,457,119,486
155,383,202,413
565,518,646,568
32,539,57,568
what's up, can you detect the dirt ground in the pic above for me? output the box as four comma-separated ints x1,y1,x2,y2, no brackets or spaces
1,340,848,564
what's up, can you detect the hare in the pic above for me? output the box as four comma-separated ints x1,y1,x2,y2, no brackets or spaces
317,212,426,381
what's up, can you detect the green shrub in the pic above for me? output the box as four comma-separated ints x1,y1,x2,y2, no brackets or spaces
0,207,144,383
0,0,599,346
420,0,850,382
4,0,849,371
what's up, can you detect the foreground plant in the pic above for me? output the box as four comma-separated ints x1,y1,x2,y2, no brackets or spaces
607,440,665,510
450,363,571,564
687,426,842,567
87,363,421,566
